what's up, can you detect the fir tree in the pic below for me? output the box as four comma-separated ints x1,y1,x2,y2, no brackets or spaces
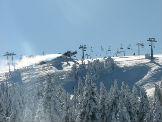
99,82,107,122
77,74,100,122
0,89,6,122
107,80,120,122
153,85,162,122
62,93,73,122
43,75,61,122
138,88,150,122
116,100,131,122
130,85,139,122
9,83,24,122
120,81,132,120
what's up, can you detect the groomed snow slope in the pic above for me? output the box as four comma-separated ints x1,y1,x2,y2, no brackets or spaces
0,54,62,73
113,55,162,97
0,54,161,98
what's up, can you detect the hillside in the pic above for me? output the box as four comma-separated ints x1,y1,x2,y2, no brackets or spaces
0,54,161,98
0,54,162,122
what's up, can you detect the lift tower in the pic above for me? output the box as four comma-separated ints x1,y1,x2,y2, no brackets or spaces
85,53,90,59
136,43,144,55
79,45,87,64
10,52,16,70
147,38,157,59
3,52,11,72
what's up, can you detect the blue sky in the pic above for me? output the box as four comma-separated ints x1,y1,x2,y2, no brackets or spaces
0,0,161,59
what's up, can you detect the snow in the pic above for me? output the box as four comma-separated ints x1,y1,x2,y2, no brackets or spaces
70,95,74,100
146,87,155,97
0,54,62,73
81,55,161,98
0,53,161,122
16,54,62,68
0,54,161,97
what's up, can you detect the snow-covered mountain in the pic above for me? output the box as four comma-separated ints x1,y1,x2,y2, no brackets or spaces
0,54,161,122
0,54,161,97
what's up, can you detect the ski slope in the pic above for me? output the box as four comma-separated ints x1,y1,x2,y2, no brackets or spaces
0,54,62,73
113,55,162,97
0,54,161,98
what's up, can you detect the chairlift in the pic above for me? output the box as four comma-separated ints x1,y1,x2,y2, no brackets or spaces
101,46,104,51
141,43,144,47
127,44,131,50
108,48,111,52
108,46,111,52
120,44,124,50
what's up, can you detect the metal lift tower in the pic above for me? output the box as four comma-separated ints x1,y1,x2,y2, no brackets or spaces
79,45,87,64
10,52,16,70
85,53,90,59
147,38,157,59
136,43,144,55
3,52,11,72
107,46,111,56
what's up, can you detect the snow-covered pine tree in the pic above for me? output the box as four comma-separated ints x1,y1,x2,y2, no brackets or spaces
0,87,6,122
111,112,117,122
76,73,100,122
130,85,139,122
55,84,68,121
92,59,104,75
106,80,120,122
71,87,78,121
77,78,84,113
43,75,54,121
71,78,85,121
0,103,5,122
1,81,12,120
62,92,73,122
144,109,153,122
154,84,162,105
43,74,61,122
152,85,162,122
138,88,150,122
22,83,42,121
120,81,132,119
104,57,115,72
34,99,47,122
78,78,84,97
71,63,78,80
9,83,24,122
160,80,162,106
99,82,107,122
116,99,131,122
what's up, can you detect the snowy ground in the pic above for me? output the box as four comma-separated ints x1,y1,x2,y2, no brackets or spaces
0,54,161,98
112,55,162,98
